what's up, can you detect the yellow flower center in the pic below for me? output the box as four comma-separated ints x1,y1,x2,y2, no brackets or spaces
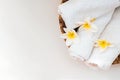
97,40,111,49
82,22,91,30
66,31,77,39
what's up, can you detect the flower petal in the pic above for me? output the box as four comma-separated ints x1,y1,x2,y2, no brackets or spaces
63,28,72,33
91,24,98,32
60,33,67,39
75,22,84,27
99,48,107,52
60,34,67,39
78,26,84,31
63,28,69,33
66,39,73,46
84,17,91,22
109,44,114,48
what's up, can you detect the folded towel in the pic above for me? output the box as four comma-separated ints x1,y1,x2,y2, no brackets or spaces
59,0,120,29
86,7,120,70
69,11,114,60
59,0,120,61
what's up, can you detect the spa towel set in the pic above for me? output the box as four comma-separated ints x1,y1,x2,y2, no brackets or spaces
58,0,120,70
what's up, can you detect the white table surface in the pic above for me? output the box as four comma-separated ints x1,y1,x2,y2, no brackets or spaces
0,0,120,80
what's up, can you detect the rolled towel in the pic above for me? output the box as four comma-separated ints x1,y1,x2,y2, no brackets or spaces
58,0,120,29
59,0,120,61
86,7,120,70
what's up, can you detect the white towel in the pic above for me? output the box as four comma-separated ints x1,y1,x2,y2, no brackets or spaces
59,0,120,29
59,0,120,61
87,7,120,70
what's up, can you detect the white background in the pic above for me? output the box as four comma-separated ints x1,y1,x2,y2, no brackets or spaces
0,0,120,80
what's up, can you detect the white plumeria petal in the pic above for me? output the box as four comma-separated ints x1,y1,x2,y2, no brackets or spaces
65,28,76,33
63,28,69,33
75,22,84,27
90,24,98,32
99,48,107,52
109,43,115,47
78,26,84,31
72,29,77,33
60,33,67,39
66,39,73,46
84,17,91,22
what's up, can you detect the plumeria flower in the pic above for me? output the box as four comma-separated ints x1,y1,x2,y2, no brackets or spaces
94,39,114,51
76,17,98,32
61,28,80,46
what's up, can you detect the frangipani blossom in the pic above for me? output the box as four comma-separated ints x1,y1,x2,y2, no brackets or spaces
95,39,114,51
76,17,98,32
61,28,80,46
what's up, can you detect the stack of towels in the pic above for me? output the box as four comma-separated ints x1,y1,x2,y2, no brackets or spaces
58,0,120,70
